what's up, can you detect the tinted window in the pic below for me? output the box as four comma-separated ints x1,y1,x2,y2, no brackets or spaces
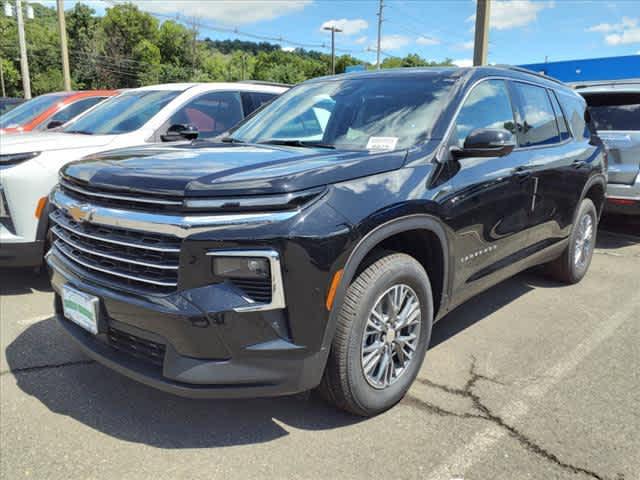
250,92,276,109
44,96,106,127
231,75,457,151
0,93,67,128
583,93,640,131
558,92,589,140
62,90,180,135
452,79,516,148
511,82,560,147
549,90,571,141
168,92,243,140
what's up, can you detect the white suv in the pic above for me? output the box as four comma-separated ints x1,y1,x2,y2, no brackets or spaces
0,82,287,268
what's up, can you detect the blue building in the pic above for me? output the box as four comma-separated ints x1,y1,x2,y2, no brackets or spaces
520,55,640,83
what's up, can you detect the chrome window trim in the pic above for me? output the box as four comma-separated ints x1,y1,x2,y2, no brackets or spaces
51,189,298,238
206,249,286,312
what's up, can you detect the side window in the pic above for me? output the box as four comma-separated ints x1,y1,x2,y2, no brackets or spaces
47,97,105,126
510,82,560,147
240,92,276,117
559,93,590,140
168,92,243,139
549,90,571,141
452,79,516,148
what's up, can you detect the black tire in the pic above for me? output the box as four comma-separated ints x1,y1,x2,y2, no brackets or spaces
318,252,433,417
546,198,598,284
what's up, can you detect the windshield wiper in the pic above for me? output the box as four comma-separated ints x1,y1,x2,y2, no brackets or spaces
257,139,335,149
220,136,245,144
63,130,93,135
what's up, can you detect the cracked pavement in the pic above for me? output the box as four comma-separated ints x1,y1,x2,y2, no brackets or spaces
1,223,639,480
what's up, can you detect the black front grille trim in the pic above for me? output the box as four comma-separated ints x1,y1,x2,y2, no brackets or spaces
108,327,166,367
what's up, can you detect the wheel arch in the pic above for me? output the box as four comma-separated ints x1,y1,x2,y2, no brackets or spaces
321,214,451,352
579,174,607,221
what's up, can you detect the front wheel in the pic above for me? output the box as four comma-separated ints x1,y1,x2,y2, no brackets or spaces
318,253,433,417
546,198,598,284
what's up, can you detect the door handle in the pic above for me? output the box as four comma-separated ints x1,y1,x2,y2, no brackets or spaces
512,166,532,181
572,159,586,168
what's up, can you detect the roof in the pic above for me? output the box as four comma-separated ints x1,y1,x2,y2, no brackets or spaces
572,79,640,94
304,65,573,92
131,82,288,93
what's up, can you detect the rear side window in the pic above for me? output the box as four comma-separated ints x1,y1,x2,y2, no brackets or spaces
582,93,640,131
510,82,560,147
451,79,516,148
548,90,571,141
168,92,244,139
557,92,589,140
240,92,277,117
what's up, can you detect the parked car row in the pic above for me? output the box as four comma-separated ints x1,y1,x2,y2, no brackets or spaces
0,81,288,267
0,66,632,416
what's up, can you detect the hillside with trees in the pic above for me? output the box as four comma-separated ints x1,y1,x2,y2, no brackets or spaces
0,2,454,97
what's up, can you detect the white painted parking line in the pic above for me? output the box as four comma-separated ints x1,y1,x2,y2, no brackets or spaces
425,291,640,480
15,315,53,327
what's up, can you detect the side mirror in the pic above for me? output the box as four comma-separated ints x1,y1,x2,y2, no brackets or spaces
452,128,516,159
46,120,64,130
161,124,199,142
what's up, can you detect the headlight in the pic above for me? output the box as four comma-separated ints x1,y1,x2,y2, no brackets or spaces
0,151,41,166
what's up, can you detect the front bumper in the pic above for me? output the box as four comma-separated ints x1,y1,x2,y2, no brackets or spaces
48,254,327,399
605,176,640,215
0,240,44,268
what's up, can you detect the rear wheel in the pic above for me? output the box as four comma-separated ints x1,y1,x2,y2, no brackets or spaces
546,198,598,284
318,252,433,417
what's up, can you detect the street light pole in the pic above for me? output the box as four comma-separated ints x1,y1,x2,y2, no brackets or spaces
323,25,342,75
57,0,71,91
15,0,31,98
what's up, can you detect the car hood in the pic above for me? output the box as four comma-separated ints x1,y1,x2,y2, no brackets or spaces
61,143,409,197
0,131,116,154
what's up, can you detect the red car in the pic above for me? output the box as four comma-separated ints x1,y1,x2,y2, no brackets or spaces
0,90,116,134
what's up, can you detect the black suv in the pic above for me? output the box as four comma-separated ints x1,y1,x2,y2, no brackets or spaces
47,67,606,416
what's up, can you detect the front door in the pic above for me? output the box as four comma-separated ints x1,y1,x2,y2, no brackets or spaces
442,79,534,305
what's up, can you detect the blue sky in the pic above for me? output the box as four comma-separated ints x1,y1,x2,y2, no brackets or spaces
39,0,640,66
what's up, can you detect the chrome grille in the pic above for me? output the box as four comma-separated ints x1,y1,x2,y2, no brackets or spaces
50,209,181,294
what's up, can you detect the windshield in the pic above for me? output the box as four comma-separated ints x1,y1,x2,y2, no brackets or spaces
584,93,640,131
229,75,457,151
0,93,67,128
62,90,181,135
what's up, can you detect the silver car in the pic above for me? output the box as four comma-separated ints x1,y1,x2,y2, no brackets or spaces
574,80,640,215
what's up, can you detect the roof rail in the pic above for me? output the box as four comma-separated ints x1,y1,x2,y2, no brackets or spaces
237,80,292,88
494,65,566,86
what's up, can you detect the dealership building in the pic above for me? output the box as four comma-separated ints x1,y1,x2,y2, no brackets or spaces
520,54,640,83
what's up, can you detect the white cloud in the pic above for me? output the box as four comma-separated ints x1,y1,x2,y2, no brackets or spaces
379,34,410,50
320,18,368,36
458,40,474,50
467,0,554,31
453,59,473,67
133,0,311,25
355,36,368,45
587,17,640,45
416,36,440,46
281,46,296,52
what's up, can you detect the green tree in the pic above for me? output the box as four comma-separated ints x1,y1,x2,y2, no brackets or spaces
66,3,100,88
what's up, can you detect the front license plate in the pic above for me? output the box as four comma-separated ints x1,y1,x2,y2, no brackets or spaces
62,285,99,335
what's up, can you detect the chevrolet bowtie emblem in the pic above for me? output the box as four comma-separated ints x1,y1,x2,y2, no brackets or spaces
67,204,93,223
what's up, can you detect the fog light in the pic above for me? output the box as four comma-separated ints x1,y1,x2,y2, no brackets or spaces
212,256,270,279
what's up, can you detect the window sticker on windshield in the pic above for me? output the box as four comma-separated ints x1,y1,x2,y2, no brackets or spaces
366,137,399,151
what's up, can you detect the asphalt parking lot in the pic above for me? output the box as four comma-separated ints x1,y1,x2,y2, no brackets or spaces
1,216,639,480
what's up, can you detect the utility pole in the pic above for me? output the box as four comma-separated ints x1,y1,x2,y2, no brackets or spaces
15,0,31,98
473,0,491,66
57,0,71,90
0,60,5,97
323,25,342,75
376,0,384,70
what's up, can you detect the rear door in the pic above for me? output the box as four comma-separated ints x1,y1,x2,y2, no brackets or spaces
581,91,640,185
